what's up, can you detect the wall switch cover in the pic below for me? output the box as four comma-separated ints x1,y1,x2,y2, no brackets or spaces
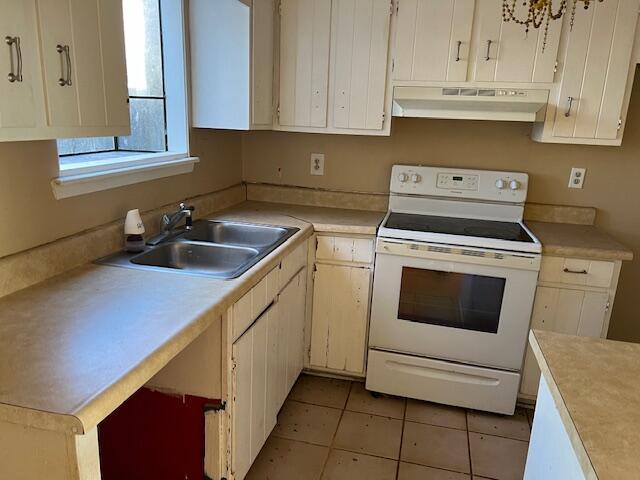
310,153,325,176
569,167,587,189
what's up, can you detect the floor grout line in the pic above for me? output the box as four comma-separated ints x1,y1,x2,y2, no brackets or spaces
395,398,407,480
466,410,474,478
317,380,353,479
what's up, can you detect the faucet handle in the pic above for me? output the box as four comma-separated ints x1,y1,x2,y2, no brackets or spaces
179,202,195,212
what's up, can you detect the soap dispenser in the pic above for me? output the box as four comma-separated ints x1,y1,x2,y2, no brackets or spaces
124,209,146,253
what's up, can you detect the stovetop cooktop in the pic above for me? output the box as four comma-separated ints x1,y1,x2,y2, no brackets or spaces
385,212,536,243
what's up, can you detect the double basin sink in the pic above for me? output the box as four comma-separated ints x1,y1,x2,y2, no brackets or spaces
97,220,299,279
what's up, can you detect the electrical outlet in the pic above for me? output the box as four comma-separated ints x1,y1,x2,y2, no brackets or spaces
568,167,587,189
310,153,325,176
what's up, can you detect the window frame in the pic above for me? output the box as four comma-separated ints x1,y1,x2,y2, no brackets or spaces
52,0,195,199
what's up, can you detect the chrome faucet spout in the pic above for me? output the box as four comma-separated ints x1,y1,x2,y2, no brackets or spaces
146,202,195,246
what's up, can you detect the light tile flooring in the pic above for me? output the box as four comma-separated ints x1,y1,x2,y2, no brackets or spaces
246,374,534,480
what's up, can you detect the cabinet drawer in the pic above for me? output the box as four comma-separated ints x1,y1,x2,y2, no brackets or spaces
233,266,279,342
316,235,374,264
279,241,308,290
539,257,614,288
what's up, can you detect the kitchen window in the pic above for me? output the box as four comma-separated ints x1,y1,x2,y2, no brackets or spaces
52,0,196,199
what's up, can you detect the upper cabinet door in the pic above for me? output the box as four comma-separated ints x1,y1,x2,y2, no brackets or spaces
332,0,391,130
279,0,332,128
0,0,44,131
551,0,637,140
37,0,129,129
394,0,475,82
252,0,275,127
37,0,81,126
470,0,560,83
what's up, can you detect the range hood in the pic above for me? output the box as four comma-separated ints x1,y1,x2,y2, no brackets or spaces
392,86,549,122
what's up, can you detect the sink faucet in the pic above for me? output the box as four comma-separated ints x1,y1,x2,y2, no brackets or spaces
147,202,195,246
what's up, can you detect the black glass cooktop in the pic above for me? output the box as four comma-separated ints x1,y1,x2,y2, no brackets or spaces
385,212,535,243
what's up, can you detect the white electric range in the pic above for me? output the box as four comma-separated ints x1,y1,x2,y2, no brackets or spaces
366,165,541,415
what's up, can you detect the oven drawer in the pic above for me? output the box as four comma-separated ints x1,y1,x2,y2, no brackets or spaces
366,349,520,415
539,256,614,288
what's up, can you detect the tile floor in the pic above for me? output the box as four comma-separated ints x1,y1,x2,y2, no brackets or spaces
246,374,534,480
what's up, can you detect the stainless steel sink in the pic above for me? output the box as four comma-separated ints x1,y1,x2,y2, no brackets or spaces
96,220,299,279
131,242,260,277
181,221,291,248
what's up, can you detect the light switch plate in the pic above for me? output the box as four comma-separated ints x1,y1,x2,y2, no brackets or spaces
310,153,325,176
568,167,587,189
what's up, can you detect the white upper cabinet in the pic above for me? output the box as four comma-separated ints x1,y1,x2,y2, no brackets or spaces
0,0,45,131
278,0,332,128
190,0,275,130
37,0,129,131
277,0,393,135
393,0,561,85
0,0,129,142
470,0,560,83
532,0,639,145
394,0,475,82
331,0,391,130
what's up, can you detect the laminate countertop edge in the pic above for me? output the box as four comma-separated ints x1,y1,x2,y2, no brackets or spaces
528,330,598,480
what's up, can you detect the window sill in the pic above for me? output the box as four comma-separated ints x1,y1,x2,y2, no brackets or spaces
51,153,200,200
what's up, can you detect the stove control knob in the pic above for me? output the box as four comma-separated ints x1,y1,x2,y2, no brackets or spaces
398,172,409,183
495,179,507,190
509,180,521,190
411,173,422,183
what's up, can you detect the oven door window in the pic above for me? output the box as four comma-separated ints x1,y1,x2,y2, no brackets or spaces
398,267,506,334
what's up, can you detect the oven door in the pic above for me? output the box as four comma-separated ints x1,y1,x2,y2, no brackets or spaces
369,238,540,371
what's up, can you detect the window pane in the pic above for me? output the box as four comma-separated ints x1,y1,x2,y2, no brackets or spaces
117,97,166,152
57,137,116,156
123,0,164,97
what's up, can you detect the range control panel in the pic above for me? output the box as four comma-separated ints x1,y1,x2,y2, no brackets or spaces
390,165,529,203
436,173,478,191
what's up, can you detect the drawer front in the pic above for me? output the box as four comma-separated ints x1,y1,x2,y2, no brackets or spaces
233,266,279,342
316,235,374,264
366,349,520,415
539,256,614,288
279,241,308,290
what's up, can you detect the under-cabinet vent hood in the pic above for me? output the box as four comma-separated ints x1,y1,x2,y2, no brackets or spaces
392,86,549,122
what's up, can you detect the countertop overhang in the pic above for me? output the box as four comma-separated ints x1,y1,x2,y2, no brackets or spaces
529,330,640,480
0,202,385,435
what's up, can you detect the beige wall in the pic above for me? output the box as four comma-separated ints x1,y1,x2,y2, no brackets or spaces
0,128,242,259
243,74,640,343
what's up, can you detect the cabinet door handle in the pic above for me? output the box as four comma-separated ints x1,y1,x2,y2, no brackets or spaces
56,44,72,87
485,40,493,61
5,36,23,83
563,267,588,274
455,40,462,62
564,96,574,117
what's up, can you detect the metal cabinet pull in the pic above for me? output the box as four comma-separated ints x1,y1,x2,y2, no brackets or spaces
455,40,462,62
485,40,493,61
563,267,588,274
5,36,23,83
56,44,72,87
564,96,574,117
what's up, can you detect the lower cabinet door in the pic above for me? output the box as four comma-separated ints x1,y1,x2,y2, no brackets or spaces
231,304,272,480
310,264,372,374
285,269,307,393
520,287,609,397
231,270,307,480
